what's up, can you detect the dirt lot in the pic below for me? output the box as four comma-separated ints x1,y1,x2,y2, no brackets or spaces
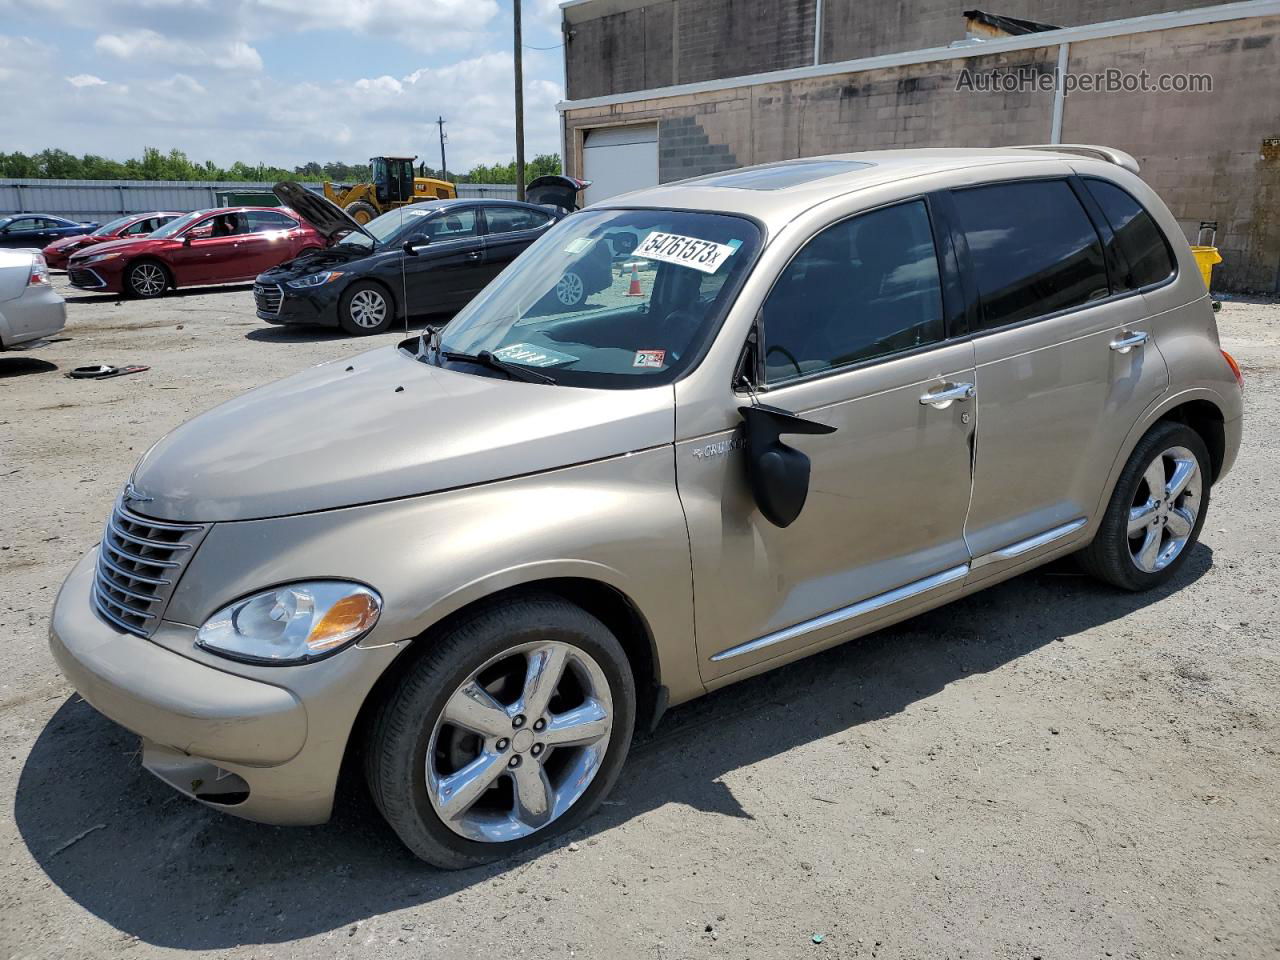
1,276,1278,960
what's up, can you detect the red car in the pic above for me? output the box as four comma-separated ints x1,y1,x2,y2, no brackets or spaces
43,211,182,270
67,207,327,298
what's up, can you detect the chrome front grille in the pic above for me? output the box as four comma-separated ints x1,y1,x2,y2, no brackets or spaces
254,282,283,315
92,502,210,637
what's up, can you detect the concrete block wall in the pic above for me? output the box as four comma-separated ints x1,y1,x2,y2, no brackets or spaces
565,0,816,99
1061,16,1280,292
565,15,1279,292
821,0,1232,62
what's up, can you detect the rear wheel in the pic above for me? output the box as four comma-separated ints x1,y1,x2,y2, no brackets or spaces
344,201,378,225
125,260,169,299
338,281,392,335
1079,421,1210,591
365,593,635,868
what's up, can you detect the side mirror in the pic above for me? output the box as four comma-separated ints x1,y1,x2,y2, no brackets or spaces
738,403,837,528
182,235,192,246
403,235,429,256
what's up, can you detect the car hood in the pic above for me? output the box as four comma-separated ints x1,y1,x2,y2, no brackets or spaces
274,180,374,244
127,342,676,522
46,235,94,252
69,235,161,262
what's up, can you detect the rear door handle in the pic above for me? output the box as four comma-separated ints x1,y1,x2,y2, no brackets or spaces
919,382,975,408
1109,330,1149,354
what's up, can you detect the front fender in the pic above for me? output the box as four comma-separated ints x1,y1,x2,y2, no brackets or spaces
164,446,703,706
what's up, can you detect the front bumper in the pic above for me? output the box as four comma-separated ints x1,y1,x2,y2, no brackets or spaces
67,265,111,290
255,279,341,327
49,549,399,825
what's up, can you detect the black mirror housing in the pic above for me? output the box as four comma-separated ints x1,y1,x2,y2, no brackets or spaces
738,403,837,528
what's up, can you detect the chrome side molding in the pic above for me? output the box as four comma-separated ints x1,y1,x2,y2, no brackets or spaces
709,563,970,663
970,517,1087,569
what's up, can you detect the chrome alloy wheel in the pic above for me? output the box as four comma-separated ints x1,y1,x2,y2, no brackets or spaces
1127,445,1202,573
555,271,584,306
349,288,388,328
130,262,166,296
426,641,614,843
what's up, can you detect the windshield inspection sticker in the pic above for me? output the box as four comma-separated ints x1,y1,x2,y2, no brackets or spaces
492,343,579,368
563,237,595,255
633,349,666,368
635,231,739,274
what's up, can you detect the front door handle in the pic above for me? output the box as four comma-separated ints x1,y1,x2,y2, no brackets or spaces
919,382,975,408
1109,330,1149,354
465,250,483,261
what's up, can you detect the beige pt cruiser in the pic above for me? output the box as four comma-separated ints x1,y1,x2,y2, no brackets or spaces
50,147,1244,867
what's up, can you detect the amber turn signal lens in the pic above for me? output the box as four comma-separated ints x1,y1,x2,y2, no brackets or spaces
1222,350,1244,390
307,592,382,651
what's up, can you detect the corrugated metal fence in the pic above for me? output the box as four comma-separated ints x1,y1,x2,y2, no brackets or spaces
0,179,519,220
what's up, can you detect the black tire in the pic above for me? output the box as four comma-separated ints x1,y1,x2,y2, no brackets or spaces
338,280,393,335
344,201,378,225
364,593,636,868
124,259,170,299
1079,421,1211,591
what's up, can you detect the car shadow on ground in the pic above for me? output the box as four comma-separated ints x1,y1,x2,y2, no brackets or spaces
15,547,1211,949
0,356,58,378
62,284,255,305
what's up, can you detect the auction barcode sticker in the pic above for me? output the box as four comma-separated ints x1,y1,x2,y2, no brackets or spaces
635,232,739,274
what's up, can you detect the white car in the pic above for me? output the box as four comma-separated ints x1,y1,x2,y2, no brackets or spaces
0,248,65,349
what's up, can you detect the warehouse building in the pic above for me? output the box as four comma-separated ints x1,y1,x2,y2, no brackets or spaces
557,0,1280,293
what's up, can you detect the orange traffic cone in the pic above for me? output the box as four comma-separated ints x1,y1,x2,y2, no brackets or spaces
625,263,643,297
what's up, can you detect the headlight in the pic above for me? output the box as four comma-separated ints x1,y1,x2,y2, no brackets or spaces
82,251,121,264
286,271,344,289
196,581,381,664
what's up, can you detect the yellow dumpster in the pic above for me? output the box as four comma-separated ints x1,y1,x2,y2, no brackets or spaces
1190,245,1222,290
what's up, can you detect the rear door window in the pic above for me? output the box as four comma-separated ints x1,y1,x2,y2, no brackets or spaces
1082,178,1176,290
761,199,946,383
484,205,553,235
246,211,299,233
951,180,1109,329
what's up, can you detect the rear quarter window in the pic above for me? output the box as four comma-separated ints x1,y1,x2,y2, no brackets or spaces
1082,178,1176,290
951,179,1109,329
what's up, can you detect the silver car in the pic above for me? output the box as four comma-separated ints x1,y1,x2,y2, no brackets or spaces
49,147,1243,867
0,249,65,349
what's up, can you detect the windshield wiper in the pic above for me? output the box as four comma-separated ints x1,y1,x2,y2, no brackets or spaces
439,349,558,385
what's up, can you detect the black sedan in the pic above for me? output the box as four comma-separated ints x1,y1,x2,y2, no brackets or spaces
0,214,99,250
255,182,613,335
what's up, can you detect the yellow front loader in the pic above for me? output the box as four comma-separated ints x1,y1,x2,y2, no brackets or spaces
323,156,456,224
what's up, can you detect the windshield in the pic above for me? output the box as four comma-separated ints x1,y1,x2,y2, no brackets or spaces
92,215,137,237
437,209,761,388
336,204,451,249
149,210,208,239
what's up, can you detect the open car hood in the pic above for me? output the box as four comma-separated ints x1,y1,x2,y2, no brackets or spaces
273,180,375,244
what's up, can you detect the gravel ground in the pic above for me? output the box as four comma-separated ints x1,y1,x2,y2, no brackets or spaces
1,276,1278,960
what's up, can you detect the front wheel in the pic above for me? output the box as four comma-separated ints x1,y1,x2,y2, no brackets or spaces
338,281,393,335
1079,421,1210,591
365,593,636,868
125,260,169,299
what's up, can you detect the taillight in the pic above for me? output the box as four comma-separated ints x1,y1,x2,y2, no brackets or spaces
28,255,49,286
1222,350,1244,390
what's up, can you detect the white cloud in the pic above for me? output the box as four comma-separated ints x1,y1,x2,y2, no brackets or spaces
95,27,263,70
66,73,108,87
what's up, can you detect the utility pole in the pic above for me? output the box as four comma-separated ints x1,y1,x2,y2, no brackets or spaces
513,0,526,200
436,116,448,182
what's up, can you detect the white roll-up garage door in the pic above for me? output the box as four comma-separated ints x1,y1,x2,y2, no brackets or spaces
582,124,658,206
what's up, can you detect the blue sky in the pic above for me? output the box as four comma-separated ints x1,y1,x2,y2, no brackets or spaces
0,0,566,172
